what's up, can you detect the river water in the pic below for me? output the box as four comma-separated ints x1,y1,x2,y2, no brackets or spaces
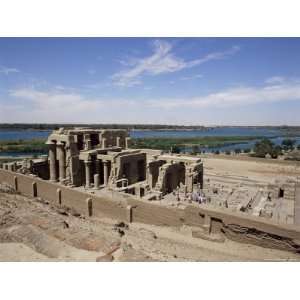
0,127,299,156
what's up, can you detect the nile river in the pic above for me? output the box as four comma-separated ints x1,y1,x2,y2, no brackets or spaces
0,127,300,156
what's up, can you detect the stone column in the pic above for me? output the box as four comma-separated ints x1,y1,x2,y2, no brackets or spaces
199,170,204,189
57,142,66,182
85,160,92,188
84,134,92,150
125,137,131,149
95,159,100,174
103,160,109,186
94,174,100,189
102,138,107,148
116,136,121,147
126,205,133,223
48,142,57,182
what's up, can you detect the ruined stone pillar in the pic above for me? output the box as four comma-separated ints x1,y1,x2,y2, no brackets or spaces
121,178,126,188
32,182,37,197
185,171,193,193
84,160,92,188
125,137,131,149
203,214,211,234
199,170,204,189
126,205,133,223
102,138,107,149
48,142,57,182
94,174,100,189
56,188,62,205
14,176,18,191
103,160,109,186
57,142,66,182
86,198,93,217
95,159,100,174
116,136,121,147
84,134,92,150
86,140,92,150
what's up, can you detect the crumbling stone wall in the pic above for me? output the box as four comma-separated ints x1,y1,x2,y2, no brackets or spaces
100,130,128,148
116,152,147,185
147,160,165,188
155,162,185,194
1,168,300,253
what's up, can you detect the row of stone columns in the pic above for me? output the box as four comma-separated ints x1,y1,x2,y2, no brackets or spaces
48,141,66,183
84,159,109,188
100,136,131,149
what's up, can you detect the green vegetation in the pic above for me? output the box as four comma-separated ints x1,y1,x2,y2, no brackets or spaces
171,145,181,154
190,145,201,155
0,139,47,154
234,148,241,154
0,136,260,156
281,138,296,151
131,136,262,151
252,138,283,158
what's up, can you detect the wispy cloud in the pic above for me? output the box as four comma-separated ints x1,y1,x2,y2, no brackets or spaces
0,65,20,75
180,74,203,81
7,87,135,122
265,76,285,85
147,78,300,109
112,40,240,87
6,77,300,123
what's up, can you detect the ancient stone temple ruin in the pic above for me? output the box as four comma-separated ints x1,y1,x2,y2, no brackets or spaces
36,127,203,200
2,127,300,253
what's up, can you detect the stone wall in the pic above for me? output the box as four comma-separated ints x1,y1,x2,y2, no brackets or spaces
1,169,300,253
117,152,147,185
100,130,128,148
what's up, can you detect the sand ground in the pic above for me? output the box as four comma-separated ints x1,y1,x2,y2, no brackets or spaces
202,155,300,183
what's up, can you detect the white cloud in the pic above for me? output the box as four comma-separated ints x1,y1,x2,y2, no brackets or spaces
6,87,135,122
180,74,203,81
5,77,300,123
265,76,285,85
0,66,20,75
147,79,300,109
112,40,240,87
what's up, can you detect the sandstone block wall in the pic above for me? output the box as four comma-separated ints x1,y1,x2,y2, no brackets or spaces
1,169,300,253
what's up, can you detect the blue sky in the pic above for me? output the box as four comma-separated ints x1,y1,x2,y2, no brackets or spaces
0,37,300,125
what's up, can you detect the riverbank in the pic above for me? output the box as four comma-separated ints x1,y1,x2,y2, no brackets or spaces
0,136,262,156
1,127,300,157
131,136,262,151
0,139,47,154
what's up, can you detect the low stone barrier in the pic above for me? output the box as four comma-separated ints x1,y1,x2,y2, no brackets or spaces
1,169,300,253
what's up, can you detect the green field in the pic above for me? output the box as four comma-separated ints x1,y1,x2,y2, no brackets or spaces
0,136,263,154
0,139,47,154
130,136,262,151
